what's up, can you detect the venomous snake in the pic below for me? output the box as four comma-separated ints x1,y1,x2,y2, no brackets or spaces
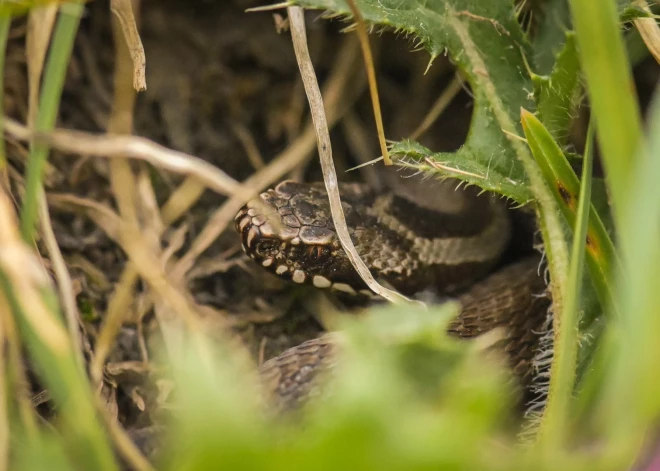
235,170,550,411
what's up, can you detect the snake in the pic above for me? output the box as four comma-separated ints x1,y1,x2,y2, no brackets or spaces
234,170,550,411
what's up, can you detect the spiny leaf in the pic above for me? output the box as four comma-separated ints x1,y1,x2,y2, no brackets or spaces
531,33,581,145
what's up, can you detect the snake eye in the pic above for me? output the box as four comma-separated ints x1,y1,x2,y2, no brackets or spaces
305,245,330,260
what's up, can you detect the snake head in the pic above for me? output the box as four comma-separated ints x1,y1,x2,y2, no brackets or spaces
234,181,362,292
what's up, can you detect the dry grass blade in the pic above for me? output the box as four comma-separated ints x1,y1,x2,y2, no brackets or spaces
0,198,69,353
0,291,9,471
93,176,203,382
287,6,412,304
47,194,205,343
26,4,57,127
410,74,464,140
633,0,660,65
108,0,141,229
160,177,206,224
345,0,391,165
110,0,147,91
24,3,85,368
37,189,85,369
3,118,241,196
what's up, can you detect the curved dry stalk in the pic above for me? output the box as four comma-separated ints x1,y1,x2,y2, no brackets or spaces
3,118,241,196
37,189,85,370
288,6,412,304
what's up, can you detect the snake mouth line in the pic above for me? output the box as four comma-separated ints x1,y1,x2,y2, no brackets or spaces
235,178,512,297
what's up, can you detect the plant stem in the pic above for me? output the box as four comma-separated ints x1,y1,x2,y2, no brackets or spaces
19,2,83,242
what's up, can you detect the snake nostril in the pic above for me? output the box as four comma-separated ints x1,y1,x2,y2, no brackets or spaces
255,239,279,256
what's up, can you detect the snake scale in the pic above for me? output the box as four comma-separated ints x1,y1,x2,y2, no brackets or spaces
235,170,550,411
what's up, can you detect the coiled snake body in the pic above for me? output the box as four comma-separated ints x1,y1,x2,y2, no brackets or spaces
235,172,549,410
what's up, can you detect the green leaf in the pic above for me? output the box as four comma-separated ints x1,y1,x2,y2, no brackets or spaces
289,0,536,203
600,88,660,458
391,139,533,202
520,109,618,316
531,0,572,75
536,122,593,447
618,5,653,22
162,304,518,471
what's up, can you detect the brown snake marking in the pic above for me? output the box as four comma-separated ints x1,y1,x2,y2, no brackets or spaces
235,173,550,411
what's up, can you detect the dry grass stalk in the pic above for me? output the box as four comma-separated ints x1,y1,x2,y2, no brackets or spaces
3,118,241,196
287,6,412,304
110,0,147,91
633,0,660,65
345,0,391,165
26,4,85,366
410,73,464,140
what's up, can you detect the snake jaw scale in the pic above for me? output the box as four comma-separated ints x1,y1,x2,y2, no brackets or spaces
312,276,332,288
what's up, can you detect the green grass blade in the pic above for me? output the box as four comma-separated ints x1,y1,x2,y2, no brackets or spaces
600,88,660,462
0,273,118,470
521,109,618,316
537,124,594,447
19,2,83,242
568,0,644,224
0,14,10,171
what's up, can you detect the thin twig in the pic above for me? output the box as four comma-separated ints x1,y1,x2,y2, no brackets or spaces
37,189,85,369
410,74,464,140
231,122,266,170
288,6,412,304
